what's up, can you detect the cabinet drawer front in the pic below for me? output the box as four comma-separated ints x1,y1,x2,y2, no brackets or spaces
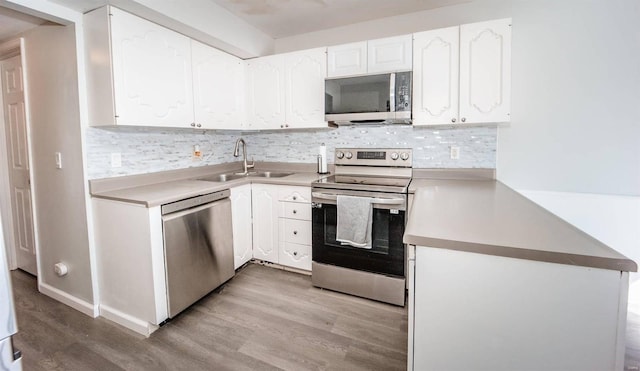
277,186,311,203
279,242,311,271
280,202,311,220
281,218,311,245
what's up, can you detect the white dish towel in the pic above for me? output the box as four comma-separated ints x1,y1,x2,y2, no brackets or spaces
336,195,373,249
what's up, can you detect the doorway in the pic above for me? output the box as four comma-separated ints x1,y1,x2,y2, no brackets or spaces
0,41,37,276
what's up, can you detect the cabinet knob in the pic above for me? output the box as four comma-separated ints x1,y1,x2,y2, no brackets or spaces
196,123,202,128
285,124,289,128
293,210,297,214
190,123,196,127
293,196,297,200
461,117,466,123
293,231,298,235
293,251,298,256
280,124,284,128
451,118,456,123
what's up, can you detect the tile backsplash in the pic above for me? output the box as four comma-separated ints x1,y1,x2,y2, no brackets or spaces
85,125,497,179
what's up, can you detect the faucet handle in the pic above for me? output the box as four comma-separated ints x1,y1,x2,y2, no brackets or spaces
247,157,255,169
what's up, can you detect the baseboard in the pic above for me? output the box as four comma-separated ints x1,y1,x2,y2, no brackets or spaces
39,282,97,317
250,259,311,276
99,304,158,337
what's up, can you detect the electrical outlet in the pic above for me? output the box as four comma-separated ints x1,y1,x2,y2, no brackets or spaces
450,146,460,160
193,145,202,161
110,153,122,168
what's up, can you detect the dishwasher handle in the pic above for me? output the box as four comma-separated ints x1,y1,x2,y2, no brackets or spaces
161,189,230,215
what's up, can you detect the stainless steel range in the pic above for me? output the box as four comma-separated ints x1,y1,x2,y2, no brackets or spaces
311,148,412,306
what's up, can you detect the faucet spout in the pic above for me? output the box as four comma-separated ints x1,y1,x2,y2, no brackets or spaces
233,138,254,175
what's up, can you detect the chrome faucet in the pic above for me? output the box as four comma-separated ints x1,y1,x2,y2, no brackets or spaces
233,138,255,175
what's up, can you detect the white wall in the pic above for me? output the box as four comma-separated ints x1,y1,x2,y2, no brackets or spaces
22,23,94,306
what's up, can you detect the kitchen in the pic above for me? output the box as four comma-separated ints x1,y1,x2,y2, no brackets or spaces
0,0,639,370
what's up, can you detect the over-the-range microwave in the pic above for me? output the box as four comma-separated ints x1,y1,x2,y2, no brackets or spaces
324,71,412,125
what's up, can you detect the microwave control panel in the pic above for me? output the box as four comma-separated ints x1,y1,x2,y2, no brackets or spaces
395,71,412,112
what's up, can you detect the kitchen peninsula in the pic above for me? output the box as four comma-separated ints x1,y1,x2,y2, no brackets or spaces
405,179,636,371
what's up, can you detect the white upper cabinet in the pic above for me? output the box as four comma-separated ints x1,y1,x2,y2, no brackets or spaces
413,18,511,126
413,27,460,126
327,36,412,77
191,40,245,130
284,48,327,129
85,6,195,127
459,18,511,124
246,48,326,130
327,41,367,77
367,35,413,74
245,54,286,130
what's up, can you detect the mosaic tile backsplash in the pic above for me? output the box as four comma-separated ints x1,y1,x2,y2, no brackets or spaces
85,125,497,179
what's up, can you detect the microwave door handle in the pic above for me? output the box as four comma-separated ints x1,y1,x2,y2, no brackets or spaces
389,73,396,112
312,192,404,206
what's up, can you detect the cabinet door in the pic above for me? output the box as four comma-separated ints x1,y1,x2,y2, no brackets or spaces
367,35,413,74
459,18,511,124
284,48,327,129
109,7,194,127
231,184,253,269
412,27,460,126
192,40,245,130
245,55,285,130
251,184,279,263
327,41,367,77
279,241,311,271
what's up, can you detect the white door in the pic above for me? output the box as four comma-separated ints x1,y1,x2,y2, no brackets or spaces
327,41,367,77
284,48,326,129
109,7,194,127
231,184,253,269
0,55,36,275
191,40,245,130
412,27,460,126
367,34,413,74
251,184,279,263
245,55,285,130
459,18,511,124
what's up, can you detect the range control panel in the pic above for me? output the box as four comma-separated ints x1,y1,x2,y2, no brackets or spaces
334,148,412,167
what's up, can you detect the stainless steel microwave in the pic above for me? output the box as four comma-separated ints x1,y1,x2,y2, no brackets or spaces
324,71,412,125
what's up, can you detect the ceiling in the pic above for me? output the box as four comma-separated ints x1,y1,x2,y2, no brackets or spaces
1,0,471,43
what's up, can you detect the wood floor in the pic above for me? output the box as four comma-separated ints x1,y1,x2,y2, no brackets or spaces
10,264,408,371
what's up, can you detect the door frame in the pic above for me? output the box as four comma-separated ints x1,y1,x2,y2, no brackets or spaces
0,37,39,273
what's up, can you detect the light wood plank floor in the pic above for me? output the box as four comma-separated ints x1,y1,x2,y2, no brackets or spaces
10,264,408,370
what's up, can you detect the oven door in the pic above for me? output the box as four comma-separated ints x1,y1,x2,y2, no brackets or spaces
311,190,406,278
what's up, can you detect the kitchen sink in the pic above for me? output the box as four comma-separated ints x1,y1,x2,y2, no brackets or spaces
199,171,292,182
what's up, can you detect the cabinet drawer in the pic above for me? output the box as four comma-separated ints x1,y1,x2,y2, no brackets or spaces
279,242,311,271
280,202,311,220
278,186,311,203
280,218,311,245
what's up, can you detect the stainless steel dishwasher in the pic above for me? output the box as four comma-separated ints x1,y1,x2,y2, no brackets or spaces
161,189,234,318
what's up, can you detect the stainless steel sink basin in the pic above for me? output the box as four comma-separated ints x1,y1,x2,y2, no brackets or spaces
199,171,292,182
253,171,292,178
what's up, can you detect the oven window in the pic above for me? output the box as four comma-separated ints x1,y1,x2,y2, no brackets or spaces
324,207,391,254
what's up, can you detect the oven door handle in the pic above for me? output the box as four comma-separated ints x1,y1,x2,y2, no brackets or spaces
311,192,405,206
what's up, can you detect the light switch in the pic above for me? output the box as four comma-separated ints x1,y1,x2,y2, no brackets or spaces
111,153,122,168
55,152,62,169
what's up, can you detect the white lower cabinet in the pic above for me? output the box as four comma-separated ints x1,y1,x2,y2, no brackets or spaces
251,184,280,263
230,184,252,269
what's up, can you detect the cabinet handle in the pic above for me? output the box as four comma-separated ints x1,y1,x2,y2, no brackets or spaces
280,124,284,128
196,123,202,128
461,117,466,123
293,210,297,214
451,118,456,123
285,124,289,128
293,251,298,256
190,123,196,127
293,231,298,235
293,196,297,201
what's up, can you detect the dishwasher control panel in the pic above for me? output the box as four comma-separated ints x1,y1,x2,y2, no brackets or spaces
161,189,230,215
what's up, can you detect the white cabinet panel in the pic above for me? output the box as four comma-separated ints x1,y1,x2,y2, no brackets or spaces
192,40,245,130
251,184,279,263
459,18,511,124
327,41,367,77
109,7,194,127
280,218,311,246
277,186,312,203
245,55,286,130
279,242,311,271
231,184,253,269
413,27,460,126
367,35,413,74
284,48,326,129
280,202,311,221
